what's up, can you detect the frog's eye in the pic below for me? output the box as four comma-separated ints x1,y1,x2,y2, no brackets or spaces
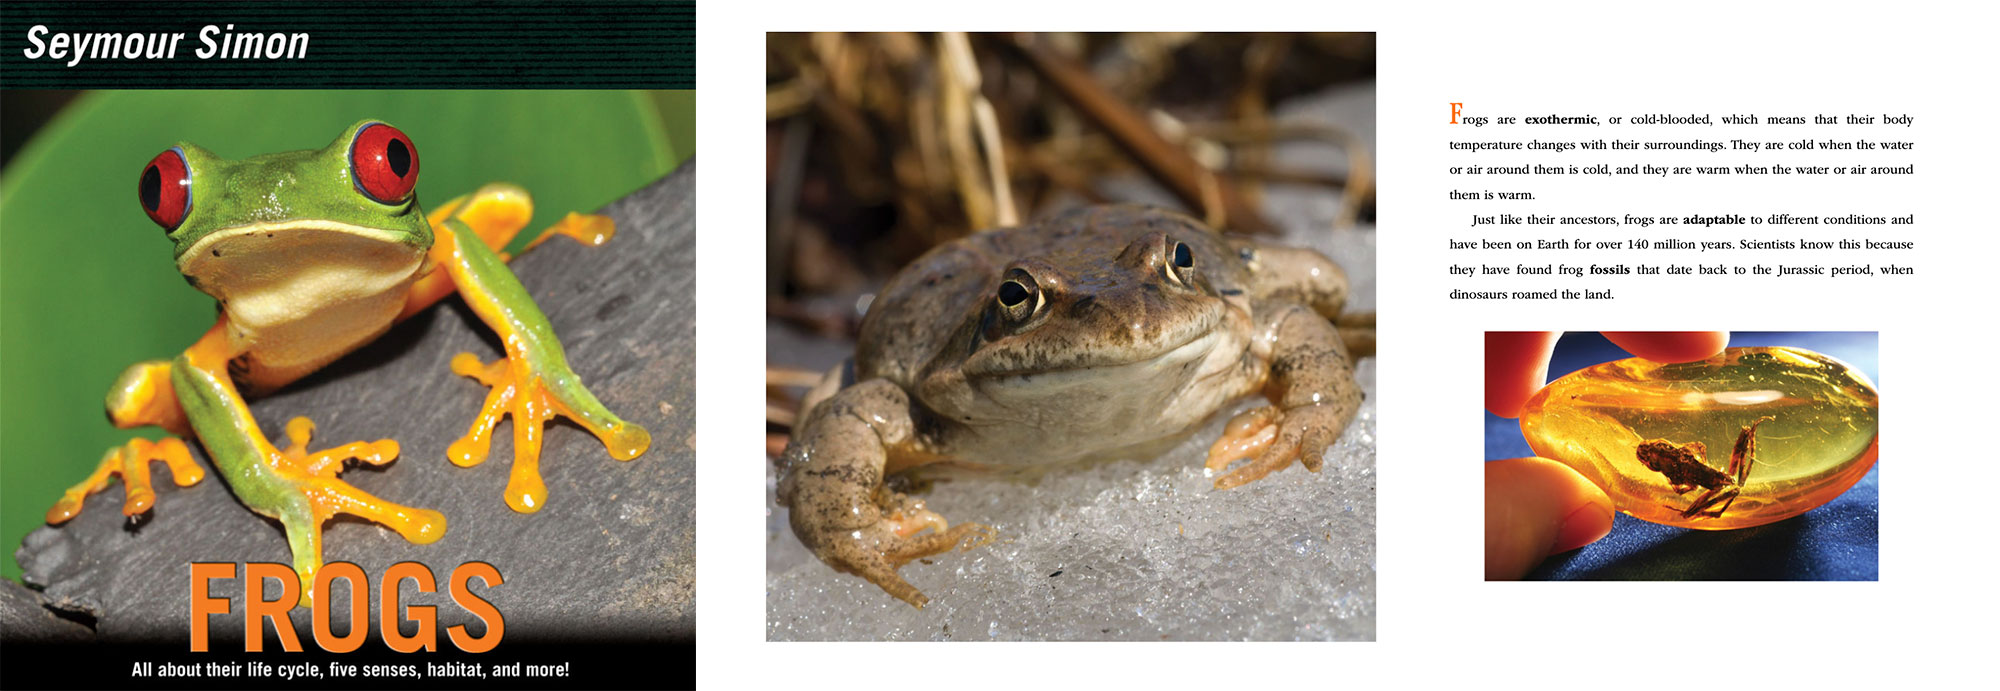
1164,240,1197,285
998,280,1030,307
996,269,1042,323
350,122,420,203
140,148,191,231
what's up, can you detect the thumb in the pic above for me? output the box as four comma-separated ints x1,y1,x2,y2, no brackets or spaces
1601,331,1729,363
1484,332,1560,418
1485,457,1615,580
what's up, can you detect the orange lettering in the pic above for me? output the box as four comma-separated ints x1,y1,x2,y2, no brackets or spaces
381,562,437,652
311,562,367,653
447,562,505,653
243,562,302,652
189,562,234,652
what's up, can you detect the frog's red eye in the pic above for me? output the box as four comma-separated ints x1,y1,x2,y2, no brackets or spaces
140,147,191,231
350,122,419,203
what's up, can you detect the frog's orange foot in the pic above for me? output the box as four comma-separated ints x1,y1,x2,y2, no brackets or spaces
1206,403,1343,490
446,352,650,513
46,437,205,523
266,416,446,607
272,416,446,546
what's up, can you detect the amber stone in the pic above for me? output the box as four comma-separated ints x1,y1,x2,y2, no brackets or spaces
1520,347,1878,530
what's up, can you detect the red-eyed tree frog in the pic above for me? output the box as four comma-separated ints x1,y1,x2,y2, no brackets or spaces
44,120,651,605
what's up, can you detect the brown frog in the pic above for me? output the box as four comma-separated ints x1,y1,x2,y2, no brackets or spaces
777,205,1365,607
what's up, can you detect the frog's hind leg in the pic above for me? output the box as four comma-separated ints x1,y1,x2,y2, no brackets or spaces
430,222,650,513
171,318,445,606
1679,485,1741,519
425,183,615,258
45,361,205,524
399,184,617,320
778,379,994,608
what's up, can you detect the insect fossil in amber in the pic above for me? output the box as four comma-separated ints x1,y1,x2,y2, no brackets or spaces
1521,347,1877,530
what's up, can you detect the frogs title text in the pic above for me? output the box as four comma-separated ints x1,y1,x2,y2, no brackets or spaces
21,24,309,66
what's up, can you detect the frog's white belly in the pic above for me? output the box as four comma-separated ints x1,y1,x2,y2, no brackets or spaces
180,223,429,392
957,328,1259,466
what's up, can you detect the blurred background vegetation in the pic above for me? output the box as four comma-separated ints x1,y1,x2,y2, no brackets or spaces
0,89,694,582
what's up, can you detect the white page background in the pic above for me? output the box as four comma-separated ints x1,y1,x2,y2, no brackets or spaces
698,3,1995,688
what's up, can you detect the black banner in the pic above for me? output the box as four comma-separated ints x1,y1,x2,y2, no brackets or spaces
0,1,694,89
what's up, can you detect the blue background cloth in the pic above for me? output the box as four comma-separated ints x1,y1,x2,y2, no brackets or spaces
1484,331,1879,580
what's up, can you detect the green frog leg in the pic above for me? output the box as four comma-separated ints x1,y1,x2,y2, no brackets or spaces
399,184,616,320
172,317,444,606
1205,301,1363,489
424,214,650,514
777,379,994,608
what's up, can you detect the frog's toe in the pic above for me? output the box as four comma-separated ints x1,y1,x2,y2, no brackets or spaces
447,351,650,513
221,416,445,608
46,437,204,524
277,477,446,608
842,552,931,608
523,212,617,253
280,417,400,477
1205,405,1280,472
1212,403,1347,490
823,521,994,608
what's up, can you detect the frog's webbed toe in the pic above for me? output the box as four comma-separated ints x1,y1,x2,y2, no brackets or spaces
49,361,206,523
260,416,447,606
46,437,205,524
446,351,650,513
430,221,649,514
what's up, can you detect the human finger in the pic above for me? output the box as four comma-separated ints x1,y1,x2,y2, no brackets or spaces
1484,457,1614,580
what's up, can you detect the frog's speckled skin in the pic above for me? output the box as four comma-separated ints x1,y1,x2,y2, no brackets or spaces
778,205,1363,607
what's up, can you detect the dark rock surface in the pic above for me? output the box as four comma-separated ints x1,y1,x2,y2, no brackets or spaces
1,578,91,643
15,160,696,645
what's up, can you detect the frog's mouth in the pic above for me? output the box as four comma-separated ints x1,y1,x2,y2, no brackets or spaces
965,323,1225,381
178,220,428,363
179,219,425,288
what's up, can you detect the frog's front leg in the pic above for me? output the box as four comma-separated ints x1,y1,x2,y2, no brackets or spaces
171,318,445,606
425,220,650,512
1230,240,1350,320
1204,302,1363,489
778,379,993,608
